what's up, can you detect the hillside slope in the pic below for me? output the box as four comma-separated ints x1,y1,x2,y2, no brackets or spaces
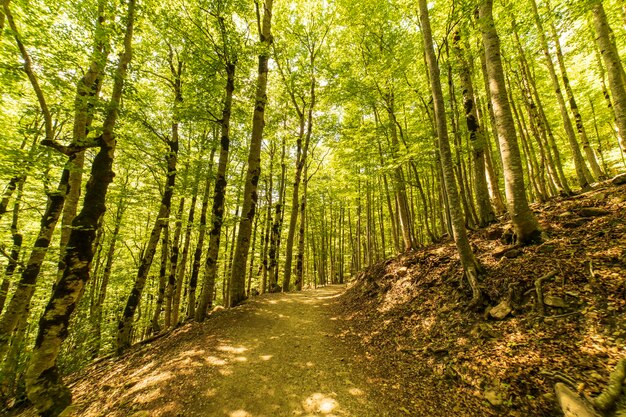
334,178,626,416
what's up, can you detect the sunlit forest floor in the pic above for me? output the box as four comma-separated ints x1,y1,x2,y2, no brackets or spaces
336,178,626,416
6,180,626,417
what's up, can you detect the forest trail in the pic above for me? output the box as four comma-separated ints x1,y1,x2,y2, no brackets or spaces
56,286,386,417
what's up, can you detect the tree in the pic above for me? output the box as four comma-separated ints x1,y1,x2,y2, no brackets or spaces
418,0,482,304
229,0,274,307
25,0,135,413
479,0,541,245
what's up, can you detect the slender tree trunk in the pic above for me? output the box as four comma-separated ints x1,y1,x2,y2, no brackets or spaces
260,146,275,294
150,221,168,335
529,0,591,189
117,51,182,352
479,0,541,245
0,170,69,364
229,0,274,307
295,161,308,291
547,9,602,181
173,178,198,325
0,177,24,315
57,0,110,282
196,63,236,321
592,1,626,153
25,1,134,413
91,192,125,356
187,148,215,320
453,30,495,226
386,95,415,251
419,0,482,303
165,198,184,327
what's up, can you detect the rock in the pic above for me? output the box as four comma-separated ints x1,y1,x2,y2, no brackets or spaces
489,300,512,320
612,173,626,185
578,207,609,218
396,267,408,277
504,249,522,259
555,383,601,417
544,295,567,308
484,389,503,406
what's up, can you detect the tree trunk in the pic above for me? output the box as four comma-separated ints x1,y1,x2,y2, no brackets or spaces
150,220,168,335
117,50,182,352
295,160,308,291
57,0,110,281
91,191,125,356
25,1,134,413
187,147,215,320
165,197,184,327
548,9,602,181
529,0,591,189
229,0,273,307
0,170,69,364
452,30,495,226
479,0,541,245
592,1,626,153
419,0,482,304
196,63,235,321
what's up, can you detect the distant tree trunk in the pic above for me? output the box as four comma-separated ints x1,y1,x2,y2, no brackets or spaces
479,0,541,245
173,177,198,325
592,0,626,153
117,50,182,352
150,221,168,334
452,30,495,226
187,147,215,320
165,197,184,327
247,213,259,295
229,0,273,307
386,94,415,251
260,145,275,294
419,0,482,303
547,8,602,181
196,63,235,321
25,1,134,413
295,160,308,291
91,191,125,356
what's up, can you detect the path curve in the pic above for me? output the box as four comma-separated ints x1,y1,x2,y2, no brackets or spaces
64,285,388,417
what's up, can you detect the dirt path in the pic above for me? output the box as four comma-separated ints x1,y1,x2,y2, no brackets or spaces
60,285,387,417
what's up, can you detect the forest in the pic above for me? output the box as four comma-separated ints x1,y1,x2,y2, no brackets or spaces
0,0,625,415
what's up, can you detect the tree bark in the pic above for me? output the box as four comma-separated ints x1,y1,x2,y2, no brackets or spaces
229,0,273,307
25,1,134,413
117,49,182,352
592,1,626,154
452,30,495,226
419,0,482,304
187,147,215,320
196,63,236,321
479,0,541,245
547,8,602,181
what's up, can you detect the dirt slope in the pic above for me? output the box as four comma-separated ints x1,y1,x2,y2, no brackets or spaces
335,179,626,416
8,286,387,417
